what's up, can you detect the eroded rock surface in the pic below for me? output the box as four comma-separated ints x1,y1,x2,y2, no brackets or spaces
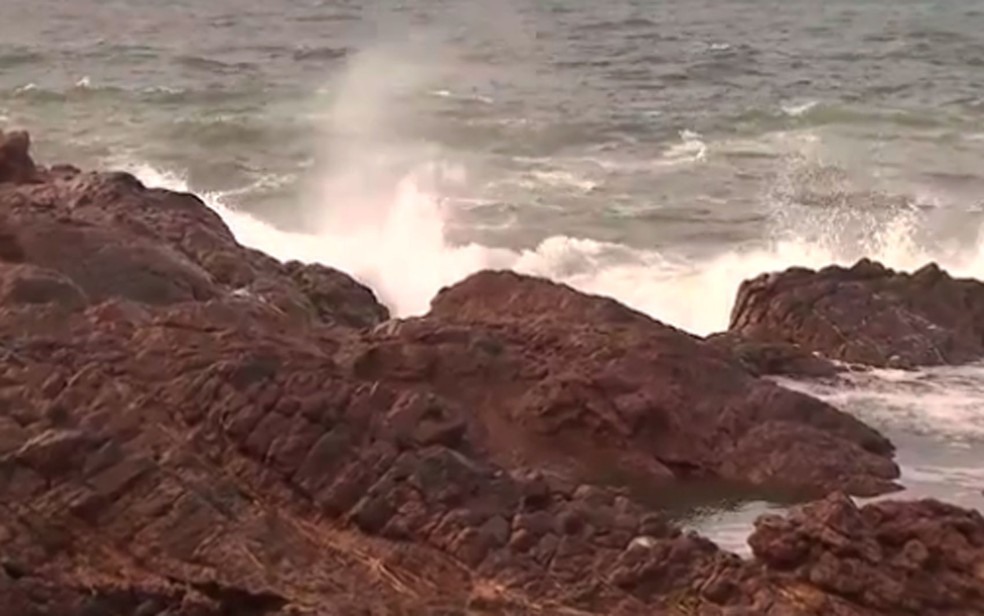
1,131,981,615
749,493,984,615
730,258,984,368
416,271,898,497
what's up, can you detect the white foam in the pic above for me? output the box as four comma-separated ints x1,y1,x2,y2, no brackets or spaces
429,88,494,104
776,362,984,444
528,169,598,193
781,100,819,117
659,129,707,165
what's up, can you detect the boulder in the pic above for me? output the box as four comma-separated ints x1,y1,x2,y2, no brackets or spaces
0,131,38,185
411,270,899,497
729,258,984,368
0,143,388,327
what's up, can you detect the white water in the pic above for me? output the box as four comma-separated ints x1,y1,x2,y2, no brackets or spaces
126,157,984,338
123,43,984,336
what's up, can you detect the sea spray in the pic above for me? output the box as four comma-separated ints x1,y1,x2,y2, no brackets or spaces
127,157,984,337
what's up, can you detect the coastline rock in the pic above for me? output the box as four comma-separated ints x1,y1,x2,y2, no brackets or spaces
0,131,38,185
418,270,898,497
0,153,388,328
0,131,980,615
749,492,984,615
730,258,984,368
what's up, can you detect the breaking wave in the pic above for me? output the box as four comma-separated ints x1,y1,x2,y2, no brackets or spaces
128,157,984,338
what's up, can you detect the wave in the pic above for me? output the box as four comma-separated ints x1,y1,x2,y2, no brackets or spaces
526,169,598,193
118,43,984,338
2,81,264,107
0,48,44,68
174,55,258,75
779,364,984,445
659,129,708,165
292,46,350,62
125,154,984,339
429,89,494,105
781,100,819,117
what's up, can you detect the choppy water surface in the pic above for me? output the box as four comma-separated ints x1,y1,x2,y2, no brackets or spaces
3,0,984,550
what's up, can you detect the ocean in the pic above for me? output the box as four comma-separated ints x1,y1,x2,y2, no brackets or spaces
3,0,983,549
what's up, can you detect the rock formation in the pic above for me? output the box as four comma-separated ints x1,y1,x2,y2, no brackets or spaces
729,258,984,368
1,131,982,615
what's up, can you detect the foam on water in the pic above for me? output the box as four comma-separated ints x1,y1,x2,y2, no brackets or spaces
659,129,708,165
527,169,599,193
781,100,819,117
129,156,984,339
777,363,984,445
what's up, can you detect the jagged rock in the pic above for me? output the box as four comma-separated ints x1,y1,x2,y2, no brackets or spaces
418,270,899,497
0,150,388,327
749,492,984,615
730,258,984,368
284,260,390,328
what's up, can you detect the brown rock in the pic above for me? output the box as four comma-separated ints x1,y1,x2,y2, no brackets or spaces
749,492,984,614
0,131,38,184
729,258,984,367
0,139,387,327
284,260,390,328
12,429,93,476
422,270,899,497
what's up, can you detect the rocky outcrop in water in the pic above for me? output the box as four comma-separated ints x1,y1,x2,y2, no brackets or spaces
730,258,984,369
1,131,982,615
420,270,896,497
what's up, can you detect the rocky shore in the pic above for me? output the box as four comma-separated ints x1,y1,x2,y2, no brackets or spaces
1,130,982,615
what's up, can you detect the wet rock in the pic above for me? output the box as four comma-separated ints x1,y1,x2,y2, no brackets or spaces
0,131,38,184
729,258,984,367
283,260,389,328
423,270,899,497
